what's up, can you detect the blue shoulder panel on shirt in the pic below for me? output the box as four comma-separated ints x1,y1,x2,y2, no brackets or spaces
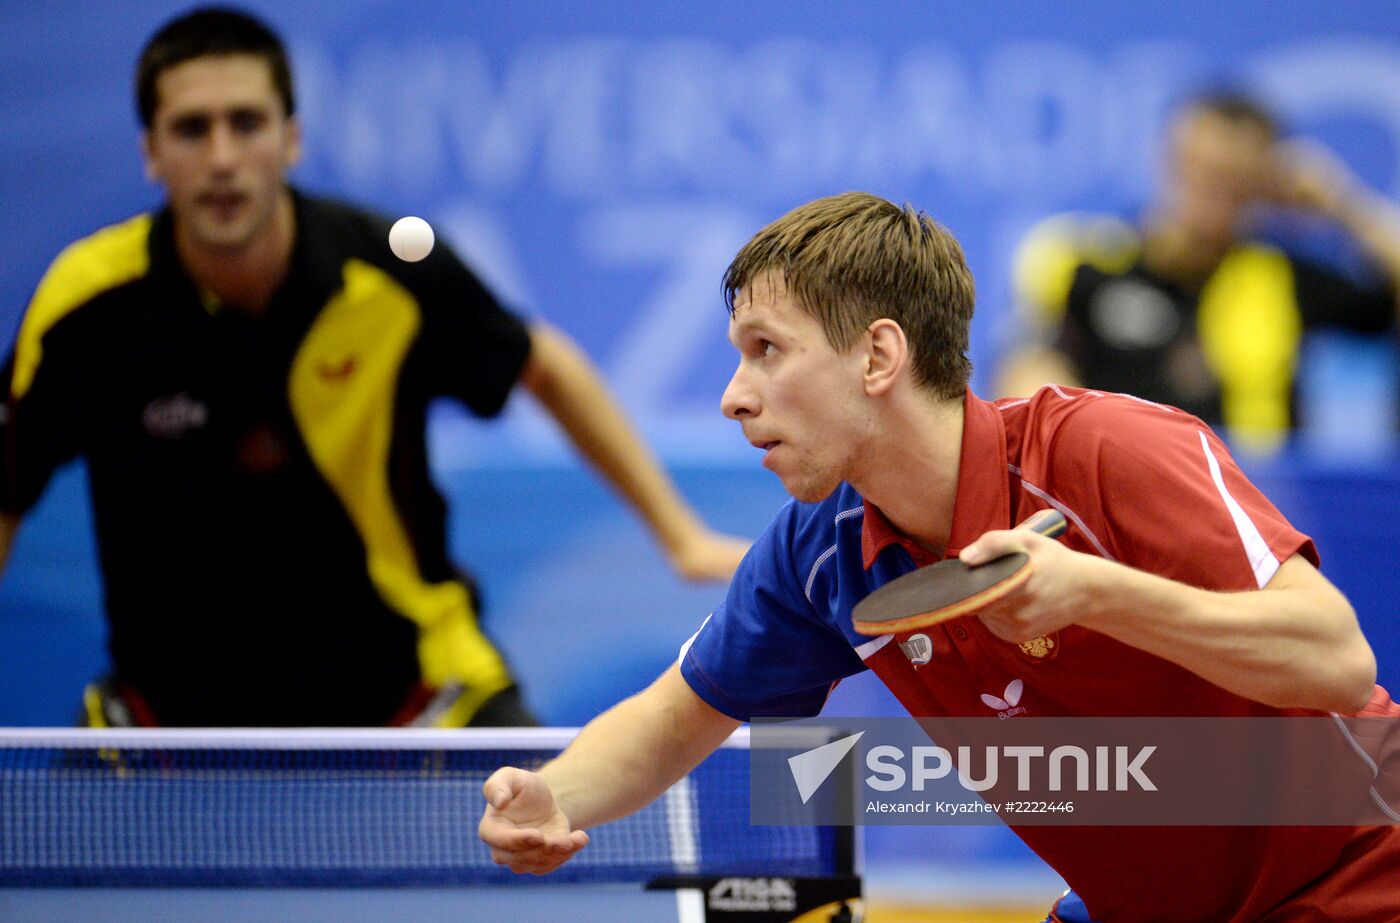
679,484,918,720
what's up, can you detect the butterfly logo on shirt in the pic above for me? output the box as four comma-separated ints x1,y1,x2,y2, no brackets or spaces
980,679,1027,719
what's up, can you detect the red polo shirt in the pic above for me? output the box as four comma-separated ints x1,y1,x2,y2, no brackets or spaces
857,386,1399,922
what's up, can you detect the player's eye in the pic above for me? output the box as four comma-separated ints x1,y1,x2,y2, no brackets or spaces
230,110,267,134
169,116,210,140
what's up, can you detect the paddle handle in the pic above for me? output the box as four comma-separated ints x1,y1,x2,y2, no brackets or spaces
1019,508,1067,540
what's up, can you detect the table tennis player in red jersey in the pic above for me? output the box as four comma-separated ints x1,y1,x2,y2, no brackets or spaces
480,192,1400,921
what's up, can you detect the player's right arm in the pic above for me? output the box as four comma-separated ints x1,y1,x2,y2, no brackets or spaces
520,322,750,582
479,663,740,874
480,500,865,875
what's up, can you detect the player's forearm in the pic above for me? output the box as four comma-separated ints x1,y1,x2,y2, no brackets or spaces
540,665,739,830
1077,557,1375,713
521,324,710,555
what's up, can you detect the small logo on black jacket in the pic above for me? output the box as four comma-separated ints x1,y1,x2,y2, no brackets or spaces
143,392,208,439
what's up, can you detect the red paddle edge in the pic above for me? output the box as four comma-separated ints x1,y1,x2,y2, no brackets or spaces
851,558,1034,636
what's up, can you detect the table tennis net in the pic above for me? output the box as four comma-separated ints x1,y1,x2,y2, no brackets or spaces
0,728,848,888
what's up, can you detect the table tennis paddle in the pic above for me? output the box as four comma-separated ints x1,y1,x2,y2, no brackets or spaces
851,509,1068,636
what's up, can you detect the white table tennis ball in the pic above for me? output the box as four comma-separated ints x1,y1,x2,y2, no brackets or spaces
389,216,435,262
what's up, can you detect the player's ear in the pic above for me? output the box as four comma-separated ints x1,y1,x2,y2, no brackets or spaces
863,318,907,396
140,132,164,184
283,114,303,170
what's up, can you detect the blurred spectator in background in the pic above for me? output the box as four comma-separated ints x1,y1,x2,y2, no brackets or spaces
1000,91,1400,454
0,6,748,728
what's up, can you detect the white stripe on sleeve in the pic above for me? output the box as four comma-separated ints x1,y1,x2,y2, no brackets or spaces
855,633,894,659
677,614,712,663
1198,431,1280,588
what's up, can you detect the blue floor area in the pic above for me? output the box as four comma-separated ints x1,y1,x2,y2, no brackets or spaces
0,885,682,923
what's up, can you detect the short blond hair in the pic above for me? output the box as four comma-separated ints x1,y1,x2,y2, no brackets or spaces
723,192,974,399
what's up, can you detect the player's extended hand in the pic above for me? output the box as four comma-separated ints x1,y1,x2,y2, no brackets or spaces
668,527,751,583
959,523,1105,644
480,767,589,875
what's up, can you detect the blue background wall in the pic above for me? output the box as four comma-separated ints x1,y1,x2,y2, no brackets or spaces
2,0,1399,896
5,1,1400,460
